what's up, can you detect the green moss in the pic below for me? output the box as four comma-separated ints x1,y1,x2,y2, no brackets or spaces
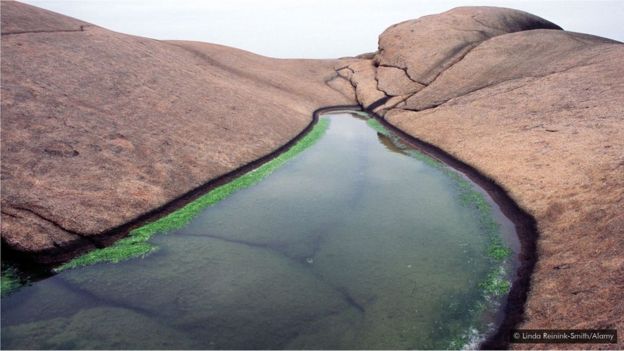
479,269,511,296
366,118,389,135
488,242,513,261
56,119,331,272
57,241,156,271
1,266,21,296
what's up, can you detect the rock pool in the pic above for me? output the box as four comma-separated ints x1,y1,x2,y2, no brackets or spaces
1,112,517,349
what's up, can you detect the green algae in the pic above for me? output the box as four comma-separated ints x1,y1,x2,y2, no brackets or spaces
56,119,331,272
480,268,511,296
365,118,388,135
1,265,21,296
488,242,513,261
364,115,513,349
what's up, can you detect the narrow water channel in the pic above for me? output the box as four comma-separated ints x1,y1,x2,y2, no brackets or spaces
1,112,517,349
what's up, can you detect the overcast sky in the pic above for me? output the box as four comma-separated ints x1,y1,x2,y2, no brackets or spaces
21,0,624,58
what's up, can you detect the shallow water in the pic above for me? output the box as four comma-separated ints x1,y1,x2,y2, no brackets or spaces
1,113,516,349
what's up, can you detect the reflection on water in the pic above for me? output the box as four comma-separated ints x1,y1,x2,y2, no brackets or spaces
1,113,515,349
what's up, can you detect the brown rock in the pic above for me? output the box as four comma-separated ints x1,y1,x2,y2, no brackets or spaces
0,1,352,261
375,6,561,87
336,60,386,108
0,0,89,34
375,65,424,97
401,29,620,111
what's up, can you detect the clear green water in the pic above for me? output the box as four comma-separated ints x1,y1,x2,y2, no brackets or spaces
1,113,516,349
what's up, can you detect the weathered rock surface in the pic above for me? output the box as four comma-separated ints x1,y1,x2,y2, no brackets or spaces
336,60,385,108
374,7,560,92
400,29,620,111
2,2,623,348
375,65,425,97
343,6,624,349
0,1,353,260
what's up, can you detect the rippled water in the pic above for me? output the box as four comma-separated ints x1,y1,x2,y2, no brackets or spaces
1,113,516,349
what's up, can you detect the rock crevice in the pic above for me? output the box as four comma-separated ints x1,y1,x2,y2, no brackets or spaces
1,26,88,36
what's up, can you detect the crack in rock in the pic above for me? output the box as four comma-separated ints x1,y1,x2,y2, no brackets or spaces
4,206,104,249
402,61,601,112
2,26,89,36
377,64,427,86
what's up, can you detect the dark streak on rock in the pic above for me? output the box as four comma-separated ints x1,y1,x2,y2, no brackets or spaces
10,206,81,238
366,96,391,111
403,62,600,112
334,67,360,105
323,74,356,101
378,64,427,86
1,27,89,36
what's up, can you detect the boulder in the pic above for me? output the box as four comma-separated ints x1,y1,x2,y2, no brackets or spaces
374,6,561,89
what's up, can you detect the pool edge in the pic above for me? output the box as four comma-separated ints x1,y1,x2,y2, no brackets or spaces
360,104,538,350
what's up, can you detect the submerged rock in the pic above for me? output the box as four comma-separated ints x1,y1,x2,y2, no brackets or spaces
2,306,204,349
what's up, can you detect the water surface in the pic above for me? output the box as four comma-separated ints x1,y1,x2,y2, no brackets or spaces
1,113,515,349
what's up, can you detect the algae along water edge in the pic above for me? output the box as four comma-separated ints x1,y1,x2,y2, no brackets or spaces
0,112,518,349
